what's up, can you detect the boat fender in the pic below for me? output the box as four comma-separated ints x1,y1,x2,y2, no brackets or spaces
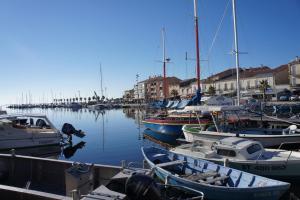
125,173,162,200
282,125,297,135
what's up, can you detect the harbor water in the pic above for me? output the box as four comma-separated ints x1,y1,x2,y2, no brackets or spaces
5,107,157,165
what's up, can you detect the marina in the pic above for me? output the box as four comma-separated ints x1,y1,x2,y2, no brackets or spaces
0,0,299,199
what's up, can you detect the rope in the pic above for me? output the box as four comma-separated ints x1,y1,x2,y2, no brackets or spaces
207,0,230,59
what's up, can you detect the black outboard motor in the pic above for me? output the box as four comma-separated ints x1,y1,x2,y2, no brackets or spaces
62,123,85,139
125,173,161,200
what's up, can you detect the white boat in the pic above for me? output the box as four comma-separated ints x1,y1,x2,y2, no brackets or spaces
0,114,62,150
171,137,300,183
182,105,300,147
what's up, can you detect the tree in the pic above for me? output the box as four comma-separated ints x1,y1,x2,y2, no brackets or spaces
207,85,216,96
88,97,91,102
259,80,270,102
170,89,179,99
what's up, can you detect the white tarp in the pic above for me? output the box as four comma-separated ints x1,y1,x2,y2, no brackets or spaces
206,95,234,106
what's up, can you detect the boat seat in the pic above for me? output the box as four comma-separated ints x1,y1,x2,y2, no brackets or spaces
183,171,218,182
203,175,229,185
155,160,186,168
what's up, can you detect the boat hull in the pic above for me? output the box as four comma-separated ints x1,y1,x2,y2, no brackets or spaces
183,125,300,147
0,134,61,150
143,119,210,138
143,122,184,137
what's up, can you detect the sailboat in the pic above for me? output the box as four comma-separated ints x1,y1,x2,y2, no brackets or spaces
142,1,211,138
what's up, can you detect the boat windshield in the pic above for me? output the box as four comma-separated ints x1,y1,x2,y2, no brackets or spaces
216,149,236,157
246,144,262,154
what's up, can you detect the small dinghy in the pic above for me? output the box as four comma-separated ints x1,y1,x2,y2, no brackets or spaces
142,147,290,200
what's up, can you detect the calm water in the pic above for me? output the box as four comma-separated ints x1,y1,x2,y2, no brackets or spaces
4,107,300,198
6,107,161,165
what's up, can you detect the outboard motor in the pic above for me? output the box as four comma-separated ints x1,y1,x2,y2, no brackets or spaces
125,173,162,200
62,123,85,138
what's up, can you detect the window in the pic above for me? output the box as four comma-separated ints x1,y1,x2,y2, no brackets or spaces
291,65,295,75
247,81,250,89
216,149,236,157
247,144,262,154
224,83,228,91
292,78,296,86
255,80,258,88
230,82,234,90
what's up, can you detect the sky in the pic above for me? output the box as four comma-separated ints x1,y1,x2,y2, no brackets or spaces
0,0,299,105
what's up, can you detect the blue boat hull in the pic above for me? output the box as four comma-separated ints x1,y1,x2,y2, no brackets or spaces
143,129,178,145
143,122,183,137
142,147,290,200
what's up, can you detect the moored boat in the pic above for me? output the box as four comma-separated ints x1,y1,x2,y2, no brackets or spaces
143,112,212,137
0,114,62,150
0,152,204,200
171,137,300,183
142,146,290,200
182,105,300,147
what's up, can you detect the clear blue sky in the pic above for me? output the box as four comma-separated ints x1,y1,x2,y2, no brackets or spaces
0,0,299,105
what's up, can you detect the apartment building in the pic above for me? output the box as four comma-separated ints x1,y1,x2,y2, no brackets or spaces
145,76,181,101
289,56,300,93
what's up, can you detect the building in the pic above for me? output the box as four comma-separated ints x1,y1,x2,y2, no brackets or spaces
123,89,134,103
201,65,290,99
145,76,181,101
179,78,198,98
168,82,180,99
134,81,146,102
273,64,290,92
289,56,300,93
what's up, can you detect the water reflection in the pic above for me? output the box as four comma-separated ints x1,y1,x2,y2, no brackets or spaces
63,141,86,159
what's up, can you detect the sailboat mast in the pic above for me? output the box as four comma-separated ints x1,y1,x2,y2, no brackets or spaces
99,63,104,98
194,0,201,91
232,0,240,106
162,28,167,99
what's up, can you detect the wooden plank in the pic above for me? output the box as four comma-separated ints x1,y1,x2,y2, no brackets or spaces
156,160,185,168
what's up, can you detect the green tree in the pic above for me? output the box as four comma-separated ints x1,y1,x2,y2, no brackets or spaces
207,85,216,96
259,80,270,102
170,89,179,99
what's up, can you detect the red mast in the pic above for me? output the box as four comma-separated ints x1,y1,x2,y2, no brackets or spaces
194,0,201,91
162,28,168,99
